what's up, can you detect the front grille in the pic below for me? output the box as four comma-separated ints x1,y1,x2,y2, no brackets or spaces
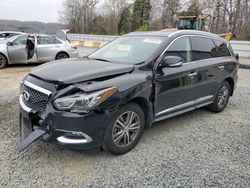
21,84,49,113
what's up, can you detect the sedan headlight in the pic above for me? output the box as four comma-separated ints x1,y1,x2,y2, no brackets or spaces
54,87,117,112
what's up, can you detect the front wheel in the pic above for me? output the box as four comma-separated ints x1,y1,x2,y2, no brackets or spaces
0,54,7,69
207,81,231,113
103,103,145,155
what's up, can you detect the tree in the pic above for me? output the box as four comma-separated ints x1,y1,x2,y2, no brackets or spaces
162,0,180,28
179,0,202,16
131,0,152,31
101,0,130,34
60,0,98,34
118,5,132,34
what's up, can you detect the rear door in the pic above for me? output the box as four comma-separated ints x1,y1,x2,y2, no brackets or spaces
154,36,199,118
190,36,224,106
37,36,61,62
7,35,28,64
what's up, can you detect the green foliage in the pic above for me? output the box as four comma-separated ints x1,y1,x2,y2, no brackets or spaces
118,6,132,35
136,25,149,31
131,0,151,31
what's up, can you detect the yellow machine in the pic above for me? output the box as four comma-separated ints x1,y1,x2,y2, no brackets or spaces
161,16,234,41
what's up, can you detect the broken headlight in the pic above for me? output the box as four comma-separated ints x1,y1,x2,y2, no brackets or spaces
53,87,117,112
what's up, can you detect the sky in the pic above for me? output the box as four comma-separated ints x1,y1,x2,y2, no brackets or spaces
0,0,63,23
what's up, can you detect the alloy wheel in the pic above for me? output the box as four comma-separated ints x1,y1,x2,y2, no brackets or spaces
112,111,141,147
217,86,229,109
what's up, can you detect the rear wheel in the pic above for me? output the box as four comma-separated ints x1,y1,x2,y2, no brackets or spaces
55,52,69,60
103,103,145,155
0,54,7,69
207,81,231,113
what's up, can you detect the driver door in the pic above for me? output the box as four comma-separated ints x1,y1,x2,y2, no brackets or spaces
154,36,199,118
7,35,29,64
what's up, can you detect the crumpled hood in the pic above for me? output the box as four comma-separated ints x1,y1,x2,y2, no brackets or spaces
30,58,135,84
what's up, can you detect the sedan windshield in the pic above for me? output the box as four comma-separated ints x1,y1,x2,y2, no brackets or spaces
88,36,166,64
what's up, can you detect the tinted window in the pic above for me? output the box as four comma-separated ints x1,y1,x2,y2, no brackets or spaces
164,36,192,63
38,36,55,45
214,40,231,57
12,35,28,45
191,37,217,60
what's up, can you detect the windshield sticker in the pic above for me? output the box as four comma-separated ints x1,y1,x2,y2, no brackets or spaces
143,39,162,45
118,45,132,51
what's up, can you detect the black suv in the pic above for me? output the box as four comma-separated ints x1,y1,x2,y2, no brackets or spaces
18,30,239,155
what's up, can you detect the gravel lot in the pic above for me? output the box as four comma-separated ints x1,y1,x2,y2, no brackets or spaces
0,66,250,187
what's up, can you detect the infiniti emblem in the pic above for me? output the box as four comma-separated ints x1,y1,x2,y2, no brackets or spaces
22,91,30,102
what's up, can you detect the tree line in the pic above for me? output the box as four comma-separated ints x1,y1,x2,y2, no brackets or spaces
60,0,250,40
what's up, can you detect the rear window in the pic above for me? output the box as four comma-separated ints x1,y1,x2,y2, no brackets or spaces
213,40,231,57
191,37,217,60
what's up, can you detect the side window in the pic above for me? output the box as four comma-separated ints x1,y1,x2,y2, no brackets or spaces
37,36,55,45
164,37,192,63
12,35,28,46
214,40,231,57
191,37,217,60
54,38,62,44
0,33,9,38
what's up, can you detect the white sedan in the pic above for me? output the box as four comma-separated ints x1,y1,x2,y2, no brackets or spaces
0,34,78,68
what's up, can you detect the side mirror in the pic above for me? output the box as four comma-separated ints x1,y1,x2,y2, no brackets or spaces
7,42,12,46
235,53,239,61
161,56,183,68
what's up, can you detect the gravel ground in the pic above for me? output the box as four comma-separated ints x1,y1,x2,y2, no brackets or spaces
0,69,250,187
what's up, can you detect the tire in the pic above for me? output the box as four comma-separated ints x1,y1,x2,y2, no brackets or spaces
0,54,7,69
103,103,145,155
207,81,231,113
55,52,69,60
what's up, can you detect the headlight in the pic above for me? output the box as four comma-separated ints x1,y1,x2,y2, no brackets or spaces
53,87,117,112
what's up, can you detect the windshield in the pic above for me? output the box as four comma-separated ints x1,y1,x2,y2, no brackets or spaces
88,36,166,64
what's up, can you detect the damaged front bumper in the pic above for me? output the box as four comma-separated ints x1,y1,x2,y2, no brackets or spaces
17,89,111,152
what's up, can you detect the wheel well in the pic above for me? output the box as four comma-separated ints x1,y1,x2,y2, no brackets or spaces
0,53,8,64
55,51,69,59
224,77,234,96
130,97,152,128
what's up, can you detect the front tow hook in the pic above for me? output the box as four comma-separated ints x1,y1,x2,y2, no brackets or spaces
16,128,47,152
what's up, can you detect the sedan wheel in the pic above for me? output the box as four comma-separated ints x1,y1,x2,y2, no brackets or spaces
103,103,145,155
56,52,69,60
0,54,7,69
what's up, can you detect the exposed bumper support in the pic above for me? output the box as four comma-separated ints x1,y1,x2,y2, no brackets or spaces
16,128,47,152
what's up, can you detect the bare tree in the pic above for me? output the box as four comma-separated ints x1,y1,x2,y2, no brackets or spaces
60,0,98,34
162,0,180,28
59,0,250,39
101,0,130,34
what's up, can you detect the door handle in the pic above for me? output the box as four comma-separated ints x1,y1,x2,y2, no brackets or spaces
218,65,224,70
188,72,198,77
